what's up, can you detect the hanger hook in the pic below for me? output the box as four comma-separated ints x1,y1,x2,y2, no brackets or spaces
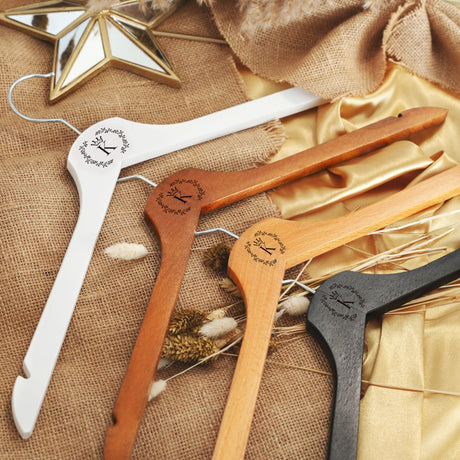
8,72,82,135
282,279,316,294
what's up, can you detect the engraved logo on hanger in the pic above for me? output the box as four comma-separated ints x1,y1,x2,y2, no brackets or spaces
79,127,129,168
91,136,117,155
244,230,286,266
319,283,365,321
156,179,206,215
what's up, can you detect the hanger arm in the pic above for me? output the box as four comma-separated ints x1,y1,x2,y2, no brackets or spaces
104,208,201,459
281,165,460,269
121,87,325,168
213,261,287,460
11,147,124,439
200,106,447,212
307,248,460,460
216,166,460,460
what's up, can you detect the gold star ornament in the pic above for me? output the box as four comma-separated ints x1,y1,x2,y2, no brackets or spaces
0,1,186,102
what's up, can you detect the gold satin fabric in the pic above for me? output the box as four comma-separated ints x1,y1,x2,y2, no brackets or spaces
241,62,460,458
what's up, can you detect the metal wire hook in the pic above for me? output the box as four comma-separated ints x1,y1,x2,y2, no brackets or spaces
282,279,316,294
118,175,158,187
8,72,82,135
117,175,239,239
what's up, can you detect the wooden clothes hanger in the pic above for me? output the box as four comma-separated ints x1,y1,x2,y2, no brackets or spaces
213,165,460,460
9,73,324,440
103,107,448,458
306,248,460,460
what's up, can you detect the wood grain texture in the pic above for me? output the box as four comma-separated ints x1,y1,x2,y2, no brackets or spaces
214,165,460,460
103,107,448,459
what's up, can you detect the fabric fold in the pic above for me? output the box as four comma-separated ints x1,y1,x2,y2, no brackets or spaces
211,0,460,98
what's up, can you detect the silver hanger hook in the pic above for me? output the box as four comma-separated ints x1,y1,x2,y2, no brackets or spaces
8,72,82,135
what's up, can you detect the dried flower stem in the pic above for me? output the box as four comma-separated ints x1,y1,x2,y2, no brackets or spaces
157,212,460,402
220,353,460,397
279,259,312,301
165,336,243,382
369,209,460,235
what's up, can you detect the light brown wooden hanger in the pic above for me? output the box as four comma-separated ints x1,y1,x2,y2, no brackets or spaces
212,165,460,460
103,107,447,459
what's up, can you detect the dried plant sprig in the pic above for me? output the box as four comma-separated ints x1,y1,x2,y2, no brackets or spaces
162,333,220,363
278,295,310,316
164,335,244,383
207,308,226,320
369,209,460,235
104,242,148,260
142,0,214,11
219,277,241,297
237,0,329,36
386,282,460,315
299,228,457,291
203,243,231,272
168,309,207,334
214,326,244,348
148,379,167,400
156,211,460,401
219,352,460,397
87,0,119,13
199,317,238,338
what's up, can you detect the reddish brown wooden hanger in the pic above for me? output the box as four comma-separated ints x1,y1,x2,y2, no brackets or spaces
103,107,447,459
212,165,460,460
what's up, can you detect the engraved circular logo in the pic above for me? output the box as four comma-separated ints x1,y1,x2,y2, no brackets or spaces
244,230,286,266
156,179,206,215
320,283,365,321
79,127,129,168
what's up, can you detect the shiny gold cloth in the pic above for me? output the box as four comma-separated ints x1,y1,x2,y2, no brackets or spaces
242,62,460,458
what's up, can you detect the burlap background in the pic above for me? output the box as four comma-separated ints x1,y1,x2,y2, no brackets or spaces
0,1,333,458
3,0,459,458
211,0,460,99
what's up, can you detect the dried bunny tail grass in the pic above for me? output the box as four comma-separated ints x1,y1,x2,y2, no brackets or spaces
214,326,244,348
219,277,241,297
141,0,215,11
148,379,167,400
279,295,310,316
104,242,148,260
87,0,118,13
206,308,226,320
237,0,329,36
157,358,173,370
199,317,238,338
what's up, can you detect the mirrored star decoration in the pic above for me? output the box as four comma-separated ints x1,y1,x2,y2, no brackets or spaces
0,0,224,102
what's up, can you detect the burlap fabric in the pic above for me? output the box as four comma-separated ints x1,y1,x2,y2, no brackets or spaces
0,1,335,459
211,0,460,99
